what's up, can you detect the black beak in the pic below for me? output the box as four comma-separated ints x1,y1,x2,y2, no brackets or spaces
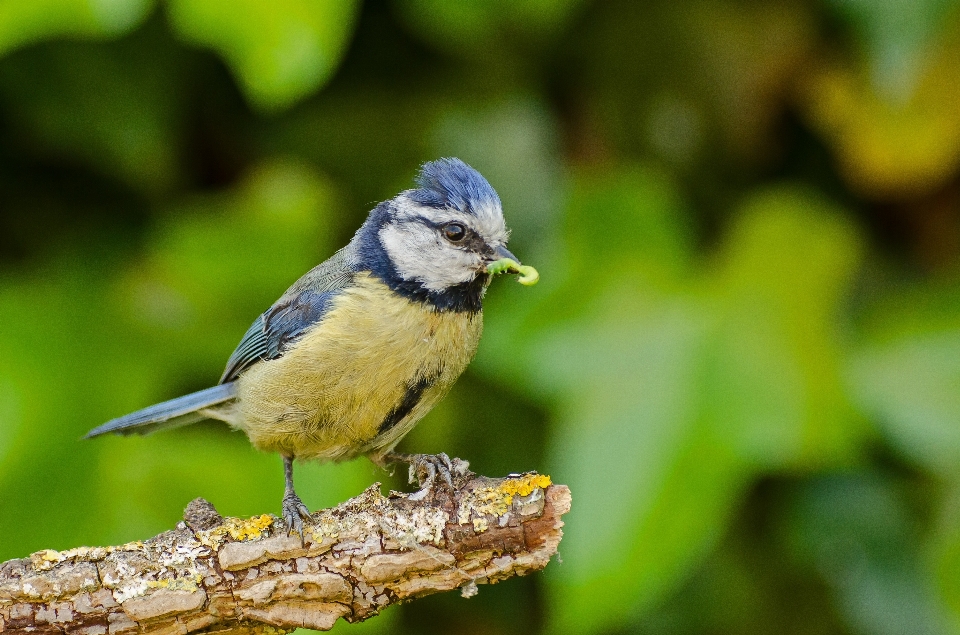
492,244,520,264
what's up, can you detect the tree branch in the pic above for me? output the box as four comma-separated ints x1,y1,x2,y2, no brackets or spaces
0,469,570,634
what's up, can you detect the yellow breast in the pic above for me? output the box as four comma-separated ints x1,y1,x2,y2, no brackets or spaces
233,273,483,461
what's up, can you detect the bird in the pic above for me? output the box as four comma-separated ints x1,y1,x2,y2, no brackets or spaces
86,157,538,537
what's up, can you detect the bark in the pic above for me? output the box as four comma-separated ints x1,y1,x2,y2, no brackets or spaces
0,470,570,635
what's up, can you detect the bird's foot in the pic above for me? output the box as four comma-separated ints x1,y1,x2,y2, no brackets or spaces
382,452,471,501
282,490,312,541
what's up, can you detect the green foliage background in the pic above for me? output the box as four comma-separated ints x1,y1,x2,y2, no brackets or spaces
2,1,960,633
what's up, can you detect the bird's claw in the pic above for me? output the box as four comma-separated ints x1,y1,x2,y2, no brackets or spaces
384,452,469,501
282,491,311,541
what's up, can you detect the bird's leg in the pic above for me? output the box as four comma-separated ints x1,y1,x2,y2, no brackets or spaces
379,452,470,501
281,455,311,540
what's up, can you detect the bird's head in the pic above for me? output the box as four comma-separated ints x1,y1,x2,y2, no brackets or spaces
357,158,533,311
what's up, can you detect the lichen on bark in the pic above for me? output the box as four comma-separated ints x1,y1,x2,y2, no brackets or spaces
0,469,570,634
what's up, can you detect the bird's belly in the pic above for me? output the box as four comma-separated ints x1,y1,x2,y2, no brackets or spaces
234,274,482,461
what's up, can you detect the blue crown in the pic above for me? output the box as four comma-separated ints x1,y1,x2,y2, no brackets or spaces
410,158,501,214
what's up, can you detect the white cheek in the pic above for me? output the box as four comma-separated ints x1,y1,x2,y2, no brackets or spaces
380,224,480,292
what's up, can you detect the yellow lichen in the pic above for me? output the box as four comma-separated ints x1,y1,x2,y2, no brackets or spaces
310,515,343,542
146,574,203,593
226,515,274,540
30,549,64,570
198,514,275,548
458,473,552,529
120,541,146,551
56,546,112,562
30,540,165,573
497,474,552,505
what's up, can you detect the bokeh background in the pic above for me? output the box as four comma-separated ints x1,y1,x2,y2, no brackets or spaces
2,0,960,633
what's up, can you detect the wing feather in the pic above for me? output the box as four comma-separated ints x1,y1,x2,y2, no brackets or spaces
219,248,355,383
86,383,237,437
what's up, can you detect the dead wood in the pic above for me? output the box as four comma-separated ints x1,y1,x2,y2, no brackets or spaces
0,470,569,634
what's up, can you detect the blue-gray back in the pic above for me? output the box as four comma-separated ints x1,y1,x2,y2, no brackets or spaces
219,247,355,383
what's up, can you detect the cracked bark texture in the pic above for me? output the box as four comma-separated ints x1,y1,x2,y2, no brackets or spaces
0,471,569,635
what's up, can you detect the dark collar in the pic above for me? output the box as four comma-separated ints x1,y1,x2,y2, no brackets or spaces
354,202,486,313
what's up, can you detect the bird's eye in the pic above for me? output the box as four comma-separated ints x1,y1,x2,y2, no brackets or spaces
443,223,466,242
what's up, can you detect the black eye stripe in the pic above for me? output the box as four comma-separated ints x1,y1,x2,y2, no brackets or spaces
406,215,489,250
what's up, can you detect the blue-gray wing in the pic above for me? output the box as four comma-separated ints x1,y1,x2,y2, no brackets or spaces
219,249,355,383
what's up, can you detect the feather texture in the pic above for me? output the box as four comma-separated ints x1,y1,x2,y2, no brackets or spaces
233,274,482,461
220,248,356,383
85,383,237,437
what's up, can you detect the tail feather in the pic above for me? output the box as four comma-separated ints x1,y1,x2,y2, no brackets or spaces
86,383,237,438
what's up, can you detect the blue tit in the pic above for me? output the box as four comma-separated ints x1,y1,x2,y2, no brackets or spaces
86,158,538,536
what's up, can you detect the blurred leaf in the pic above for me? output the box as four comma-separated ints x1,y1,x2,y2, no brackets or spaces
784,474,954,635
800,19,960,198
167,0,360,111
852,335,960,474
569,0,813,168
0,378,21,482
0,28,185,193
564,165,694,282
529,177,866,634
636,486,856,635
849,277,960,476
263,90,440,212
474,164,694,398
0,0,153,58
932,486,960,632
682,0,814,161
524,169,732,634
825,0,960,101
706,187,867,468
0,260,152,557
394,0,586,56
540,283,743,635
